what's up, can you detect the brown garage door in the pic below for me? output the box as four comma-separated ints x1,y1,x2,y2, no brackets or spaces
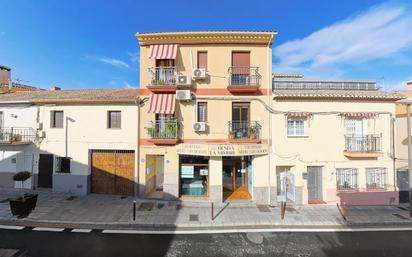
91,150,135,195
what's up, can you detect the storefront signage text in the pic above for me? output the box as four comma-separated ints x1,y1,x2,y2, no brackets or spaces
176,144,268,156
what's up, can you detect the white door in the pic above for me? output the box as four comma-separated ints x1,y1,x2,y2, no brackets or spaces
346,119,367,151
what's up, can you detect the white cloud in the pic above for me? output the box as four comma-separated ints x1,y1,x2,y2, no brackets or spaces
386,74,412,91
128,52,140,63
123,81,133,88
97,57,130,69
273,3,412,74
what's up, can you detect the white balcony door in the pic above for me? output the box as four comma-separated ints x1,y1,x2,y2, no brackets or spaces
346,119,368,151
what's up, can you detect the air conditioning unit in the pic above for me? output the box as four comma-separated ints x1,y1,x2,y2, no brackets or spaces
176,90,191,101
192,68,207,79
193,122,207,132
176,75,192,86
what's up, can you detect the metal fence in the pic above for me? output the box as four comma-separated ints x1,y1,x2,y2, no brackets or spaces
336,168,358,190
228,121,261,140
148,67,176,85
147,121,178,139
0,127,36,143
344,135,382,152
228,66,260,86
272,80,377,91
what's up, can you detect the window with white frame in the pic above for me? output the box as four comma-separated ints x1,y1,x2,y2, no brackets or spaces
366,168,387,190
287,118,305,136
336,168,358,190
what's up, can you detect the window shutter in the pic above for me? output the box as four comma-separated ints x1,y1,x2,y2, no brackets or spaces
197,52,207,69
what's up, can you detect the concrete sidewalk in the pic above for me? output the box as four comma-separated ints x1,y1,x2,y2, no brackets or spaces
0,188,411,230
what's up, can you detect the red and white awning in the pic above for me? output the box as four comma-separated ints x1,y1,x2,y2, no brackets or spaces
148,44,178,59
148,94,175,114
285,112,313,118
339,112,376,119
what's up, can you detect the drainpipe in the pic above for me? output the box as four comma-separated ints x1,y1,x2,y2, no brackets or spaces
136,97,141,198
267,34,274,205
407,104,412,216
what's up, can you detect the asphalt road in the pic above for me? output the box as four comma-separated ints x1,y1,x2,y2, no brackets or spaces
1,228,412,257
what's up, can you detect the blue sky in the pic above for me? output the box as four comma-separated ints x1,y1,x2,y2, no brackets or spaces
0,0,411,90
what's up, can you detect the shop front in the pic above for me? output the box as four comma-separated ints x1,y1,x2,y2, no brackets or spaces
176,143,268,203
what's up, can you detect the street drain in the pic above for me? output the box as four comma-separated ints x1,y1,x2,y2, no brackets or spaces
138,202,155,211
392,213,409,220
65,196,77,201
257,205,271,212
157,203,165,209
120,196,127,199
286,207,298,213
189,214,199,221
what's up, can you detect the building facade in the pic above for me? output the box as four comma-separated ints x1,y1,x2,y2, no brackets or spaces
0,89,138,195
272,77,403,205
137,31,276,204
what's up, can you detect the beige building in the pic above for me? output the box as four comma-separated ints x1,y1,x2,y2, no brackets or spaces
136,31,275,204
272,77,403,205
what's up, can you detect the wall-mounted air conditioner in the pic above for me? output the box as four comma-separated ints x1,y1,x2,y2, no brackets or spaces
192,68,207,79
176,75,192,86
193,122,207,132
176,90,191,101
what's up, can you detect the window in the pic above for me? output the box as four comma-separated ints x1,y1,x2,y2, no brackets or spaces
346,118,367,135
108,111,121,129
336,168,358,190
50,111,63,128
197,51,207,70
287,119,305,136
179,155,209,197
366,168,387,190
56,157,70,173
197,102,207,122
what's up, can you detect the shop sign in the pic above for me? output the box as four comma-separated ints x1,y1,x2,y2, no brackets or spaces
176,143,268,157
199,169,208,176
181,165,194,178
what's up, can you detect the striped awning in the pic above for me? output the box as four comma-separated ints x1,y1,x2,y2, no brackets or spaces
148,94,175,114
339,112,376,119
148,44,178,59
285,112,313,118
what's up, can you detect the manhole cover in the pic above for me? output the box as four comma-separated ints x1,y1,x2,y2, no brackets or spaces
66,196,77,201
392,213,409,220
257,205,271,212
138,202,155,211
189,214,199,221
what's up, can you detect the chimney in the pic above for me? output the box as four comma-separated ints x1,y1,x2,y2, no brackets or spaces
0,65,11,86
50,86,61,91
407,81,412,91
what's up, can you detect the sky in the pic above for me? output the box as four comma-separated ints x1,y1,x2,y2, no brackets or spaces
0,0,411,91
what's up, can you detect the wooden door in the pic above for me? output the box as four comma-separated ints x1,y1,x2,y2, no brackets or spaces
91,150,135,195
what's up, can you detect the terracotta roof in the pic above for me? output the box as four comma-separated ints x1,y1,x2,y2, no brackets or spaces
0,88,138,104
273,89,404,100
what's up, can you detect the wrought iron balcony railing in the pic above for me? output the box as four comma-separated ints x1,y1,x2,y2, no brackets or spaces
228,66,260,86
0,127,37,144
148,67,177,85
344,134,382,152
146,120,179,139
228,121,261,141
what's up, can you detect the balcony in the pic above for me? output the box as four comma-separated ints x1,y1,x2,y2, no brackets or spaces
146,120,179,145
228,121,261,144
0,127,37,145
343,134,383,158
147,67,177,93
227,67,261,93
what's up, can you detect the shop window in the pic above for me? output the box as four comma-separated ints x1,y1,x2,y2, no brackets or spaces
179,155,209,197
